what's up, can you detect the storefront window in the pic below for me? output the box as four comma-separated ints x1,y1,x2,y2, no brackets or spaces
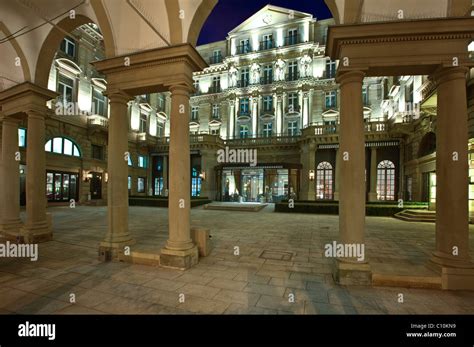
46,171,78,202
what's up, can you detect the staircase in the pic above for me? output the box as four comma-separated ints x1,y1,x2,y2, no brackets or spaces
394,209,435,223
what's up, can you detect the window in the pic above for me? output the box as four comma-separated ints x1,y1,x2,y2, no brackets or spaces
239,97,250,115
240,67,249,87
325,91,337,108
45,137,81,157
210,128,219,135
57,74,74,104
377,160,396,201
287,120,298,136
193,79,200,94
128,176,132,191
92,88,106,116
326,60,336,79
212,104,220,119
60,37,76,58
316,161,333,200
261,34,273,50
192,168,201,197
263,122,273,137
211,50,222,64
128,156,133,166
139,114,147,133
239,124,250,138
18,128,26,147
91,144,104,160
137,177,146,193
158,95,165,110
262,64,273,84
211,76,221,93
156,123,163,137
138,155,147,168
191,106,199,121
362,86,369,106
238,39,251,54
288,92,298,111
286,28,298,45
288,61,298,81
46,171,78,202
263,95,273,112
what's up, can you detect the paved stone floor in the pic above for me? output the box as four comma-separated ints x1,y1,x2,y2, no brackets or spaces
0,205,474,314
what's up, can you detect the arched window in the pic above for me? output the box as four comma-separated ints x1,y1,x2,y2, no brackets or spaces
316,161,333,200
45,137,81,157
418,132,436,158
377,160,395,201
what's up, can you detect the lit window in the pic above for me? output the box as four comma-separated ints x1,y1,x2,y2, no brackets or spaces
18,128,26,147
316,161,333,200
92,88,107,116
326,60,336,78
377,160,396,201
128,176,132,190
137,177,146,193
45,137,81,157
128,156,133,166
138,155,147,168
57,75,74,104
139,114,147,133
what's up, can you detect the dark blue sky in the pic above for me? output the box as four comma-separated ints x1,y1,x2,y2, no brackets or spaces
197,0,333,45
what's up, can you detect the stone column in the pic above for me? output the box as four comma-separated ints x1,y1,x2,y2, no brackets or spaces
300,140,316,200
0,117,23,239
333,71,371,285
160,85,198,269
368,146,378,202
99,91,134,259
23,111,51,243
429,67,474,290
333,147,340,201
228,100,235,139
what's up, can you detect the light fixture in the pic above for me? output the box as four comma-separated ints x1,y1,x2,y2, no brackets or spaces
199,170,206,181
309,170,315,181
105,172,108,183
83,171,93,182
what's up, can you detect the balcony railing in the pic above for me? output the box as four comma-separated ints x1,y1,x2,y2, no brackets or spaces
260,76,273,85
309,121,389,136
261,107,275,115
285,104,301,113
237,109,251,117
225,135,300,146
284,36,301,46
286,71,300,81
236,44,251,55
208,85,222,94
259,40,274,51
209,55,223,64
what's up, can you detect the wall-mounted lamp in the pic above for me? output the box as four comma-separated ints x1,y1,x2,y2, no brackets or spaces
199,170,206,181
105,172,108,183
309,170,315,181
83,171,93,183
19,169,25,175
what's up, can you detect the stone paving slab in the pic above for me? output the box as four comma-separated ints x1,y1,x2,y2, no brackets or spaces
0,205,473,314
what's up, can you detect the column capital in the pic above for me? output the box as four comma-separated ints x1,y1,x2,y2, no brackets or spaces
25,109,46,120
169,84,193,96
106,90,132,104
336,70,365,86
0,114,21,125
430,66,469,86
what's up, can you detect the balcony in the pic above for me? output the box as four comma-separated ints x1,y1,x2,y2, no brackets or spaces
284,36,301,46
261,107,275,115
236,44,251,55
259,40,274,51
209,55,223,64
286,72,300,82
285,104,301,113
237,109,251,117
260,76,273,85
225,135,300,147
87,115,109,128
309,121,389,136
208,85,222,94
237,79,250,88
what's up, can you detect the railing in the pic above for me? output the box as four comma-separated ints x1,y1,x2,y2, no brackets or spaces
365,121,387,132
237,79,250,88
208,85,222,94
285,104,301,113
260,76,273,85
209,55,223,64
236,44,251,55
237,109,251,117
309,121,390,136
284,36,301,46
225,134,301,146
87,115,109,128
286,71,300,81
259,40,274,51
261,107,275,115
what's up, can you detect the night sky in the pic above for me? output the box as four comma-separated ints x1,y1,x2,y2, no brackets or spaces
197,0,333,45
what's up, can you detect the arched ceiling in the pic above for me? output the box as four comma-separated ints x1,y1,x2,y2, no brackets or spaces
324,0,472,24
0,0,217,89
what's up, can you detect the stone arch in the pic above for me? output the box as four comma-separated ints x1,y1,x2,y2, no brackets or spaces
187,0,219,46
0,21,31,84
165,0,183,45
418,131,436,158
35,13,114,88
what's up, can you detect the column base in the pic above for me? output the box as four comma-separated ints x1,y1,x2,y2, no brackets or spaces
8,215,53,244
332,259,372,286
99,238,136,262
428,252,474,290
160,245,198,270
368,192,377,202
0,219,23,239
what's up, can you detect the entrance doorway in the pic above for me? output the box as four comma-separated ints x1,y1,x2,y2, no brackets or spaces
90,172,102,200
241,169,264,202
